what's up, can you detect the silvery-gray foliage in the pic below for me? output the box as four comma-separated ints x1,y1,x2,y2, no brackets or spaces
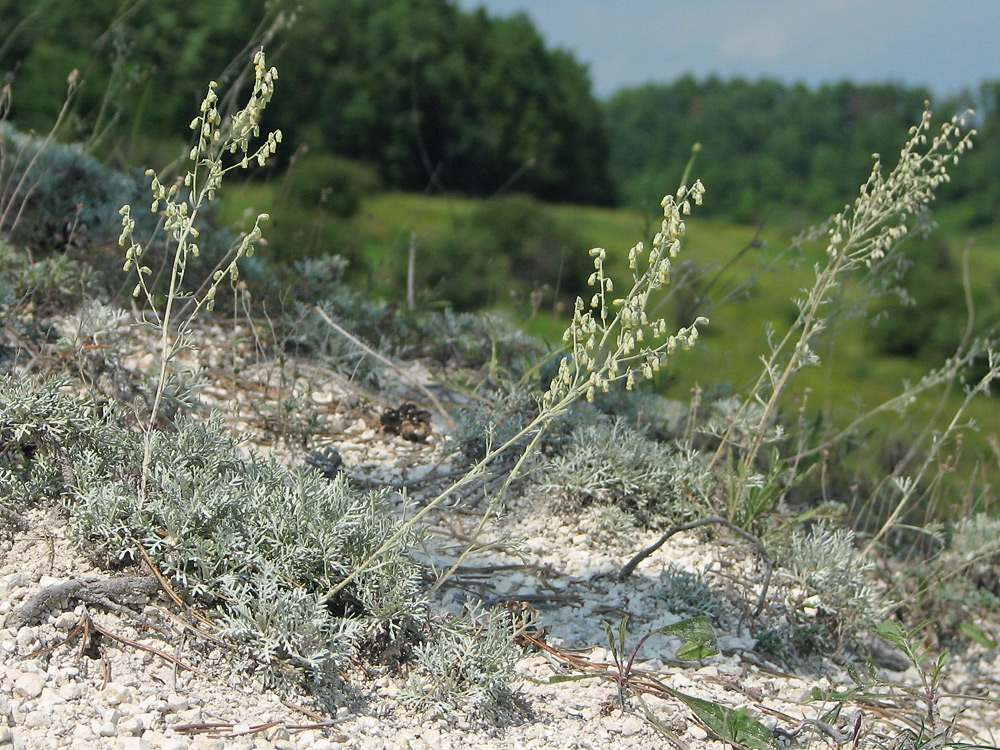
0,373,98,509
655,563,729,622
77,416,422,677
776,521,883,639
544,417,713,526
943,513,1000,595
401,602,525,723
0,393,427,684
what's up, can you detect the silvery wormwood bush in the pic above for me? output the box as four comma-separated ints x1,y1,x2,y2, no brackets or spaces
68,52,427,683
401,602,526,723
0,373,98,513
939,513,1000,597
117,49,281,497
655,563,729,622
713,109,977,488
67,412,424,683
775,520,884,644
544,417,713,527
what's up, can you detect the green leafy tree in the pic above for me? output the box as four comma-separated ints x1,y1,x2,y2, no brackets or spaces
1,0,613,204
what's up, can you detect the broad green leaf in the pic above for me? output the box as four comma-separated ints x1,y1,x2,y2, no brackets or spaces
875,620,910,652
675,640,718,661
958,623,998,649
656,615,719,661
670,690,781,750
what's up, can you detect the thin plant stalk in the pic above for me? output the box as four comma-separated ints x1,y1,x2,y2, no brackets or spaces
862,351,1000,556
117,50,281,501
324,180,711,602
0,71,79,234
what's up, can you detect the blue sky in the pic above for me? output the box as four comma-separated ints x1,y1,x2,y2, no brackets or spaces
456,1,1000,101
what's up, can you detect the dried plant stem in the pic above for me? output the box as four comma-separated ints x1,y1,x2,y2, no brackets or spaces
618,516,773,617
862,354,1000,557
310,304,455,430
0,73,79,234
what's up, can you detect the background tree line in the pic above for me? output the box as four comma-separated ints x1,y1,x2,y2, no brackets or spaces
0,0,613,204
604,76,1000,226
2,0,999,224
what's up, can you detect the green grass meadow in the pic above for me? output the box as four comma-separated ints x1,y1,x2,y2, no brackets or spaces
217,182,1000,507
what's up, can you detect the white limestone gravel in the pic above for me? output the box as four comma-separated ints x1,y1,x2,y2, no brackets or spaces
4,489,999,750
2,320,998,749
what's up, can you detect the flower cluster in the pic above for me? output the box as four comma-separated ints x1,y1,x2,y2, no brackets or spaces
118,49,280,318
544,180,708,406
824,109,975,269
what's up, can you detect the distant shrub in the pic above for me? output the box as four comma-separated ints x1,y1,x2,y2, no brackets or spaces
0,240,94,311
0,123,146,247
252,153,380,265
417,194,589,310
263,201,361,264
285,152,381,218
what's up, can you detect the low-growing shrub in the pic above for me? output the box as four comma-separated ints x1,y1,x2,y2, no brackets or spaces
775,521,883,643
67,413,424,681
0,373,98,511
544,418,714,527
0,240,95,312
942,513,1000,597
1,372,426,684
654,563,729,622
0,122,146,246
401,603,525,723
284,151,381,218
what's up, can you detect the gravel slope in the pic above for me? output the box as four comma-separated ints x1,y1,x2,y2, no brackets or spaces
2,321,999,750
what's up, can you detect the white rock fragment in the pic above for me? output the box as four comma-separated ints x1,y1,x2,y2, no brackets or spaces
14,627,37,648
265,725,290,741
13,672,45,699
23,710,52,728
688,724,708,740
176,707,203,724
119,715,150,735
104,682,136,706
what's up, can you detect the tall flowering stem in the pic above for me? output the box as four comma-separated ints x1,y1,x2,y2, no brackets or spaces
325,182,710,601
711,108,976,508
117,50,282,501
